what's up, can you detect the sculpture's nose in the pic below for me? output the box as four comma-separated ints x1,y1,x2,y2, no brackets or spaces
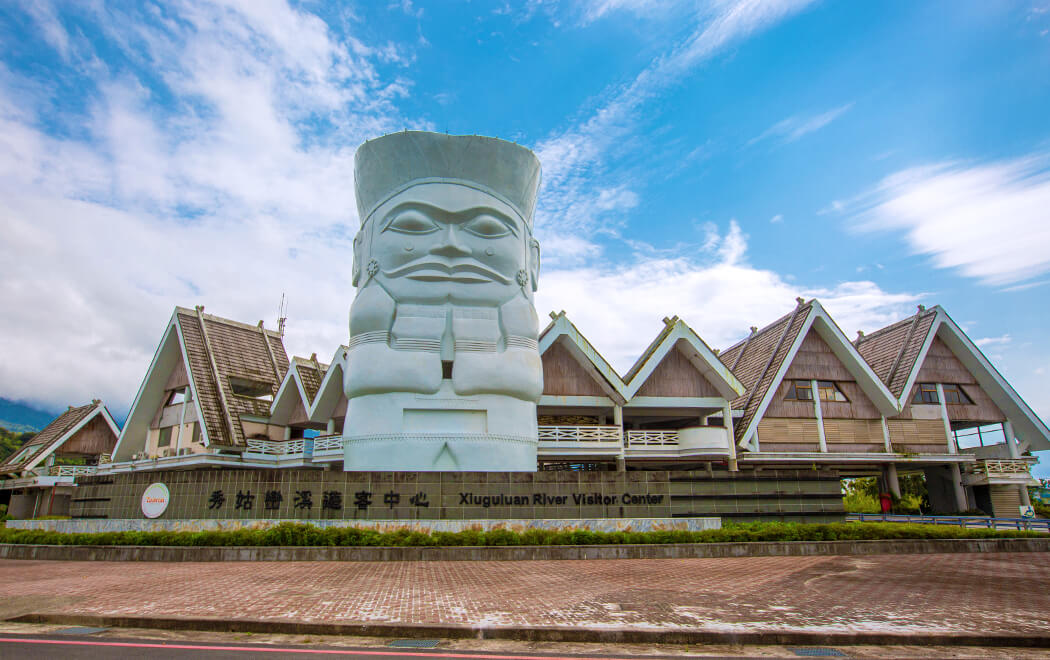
429,225,471,258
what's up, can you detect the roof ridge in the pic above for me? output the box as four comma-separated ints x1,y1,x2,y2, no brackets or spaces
623,317,677,383
175,306,285,338
738,301,809,415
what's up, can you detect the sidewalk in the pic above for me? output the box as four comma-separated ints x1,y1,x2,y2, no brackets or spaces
0,553,1046,645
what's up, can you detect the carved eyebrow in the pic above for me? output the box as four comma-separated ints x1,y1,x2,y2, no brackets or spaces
382,203,520,236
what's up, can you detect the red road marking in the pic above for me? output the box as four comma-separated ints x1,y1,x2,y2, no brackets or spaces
0,637,621,659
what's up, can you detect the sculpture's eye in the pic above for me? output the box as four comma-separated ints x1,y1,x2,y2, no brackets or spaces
463,214,511,238
386,212,439,234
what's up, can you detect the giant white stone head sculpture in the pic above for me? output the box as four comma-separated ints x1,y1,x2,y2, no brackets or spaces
343,131,543,471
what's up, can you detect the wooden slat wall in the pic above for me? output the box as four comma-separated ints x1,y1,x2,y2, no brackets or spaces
886,419,949,454
60,415,118,456
946,385,1006,423
821,381,881,419
756,418,821,452
764,381,817,418
784,330,853,381
636,343,720,397
823,419,884,452
916,337,975,384
541,340,606,396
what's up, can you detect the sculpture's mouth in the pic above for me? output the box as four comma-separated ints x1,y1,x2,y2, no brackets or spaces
383,260,511,284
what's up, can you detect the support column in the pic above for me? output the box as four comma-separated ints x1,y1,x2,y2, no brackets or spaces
949,463,967,512
1020,485,1032,508
723,402,738,472
935,383,956,454
326,418,336,435
883,463,901,498
283,426,292,440
811,380,827,453
881,416,892,453
1003,421,1020,459
174,387,189,454
614,405,625,471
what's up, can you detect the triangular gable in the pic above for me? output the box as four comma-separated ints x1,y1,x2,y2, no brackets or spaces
112,311,215,461
538,311,625,403
721,300,898,447
0,402,120,475
854,306,938,398
622,317,744,401
270,357,328,427
307,346,349,423
893,307,1050,451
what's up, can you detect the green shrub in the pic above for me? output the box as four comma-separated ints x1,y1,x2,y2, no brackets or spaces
843,490,880,514
0,520,1044,547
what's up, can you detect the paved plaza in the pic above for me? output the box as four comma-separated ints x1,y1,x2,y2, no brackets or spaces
0,553,1046,638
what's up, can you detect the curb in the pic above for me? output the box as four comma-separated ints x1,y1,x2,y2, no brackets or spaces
8,613,1050,648
1,537,1049,562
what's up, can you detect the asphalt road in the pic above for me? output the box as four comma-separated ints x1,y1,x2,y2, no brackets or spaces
0,634,726,660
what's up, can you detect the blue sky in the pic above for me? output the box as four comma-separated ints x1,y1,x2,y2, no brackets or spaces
1,1,1049,472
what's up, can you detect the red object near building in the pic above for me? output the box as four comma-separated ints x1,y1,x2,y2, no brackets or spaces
880,493,893,513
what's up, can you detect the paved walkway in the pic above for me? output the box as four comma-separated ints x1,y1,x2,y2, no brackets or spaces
0,553,1045,636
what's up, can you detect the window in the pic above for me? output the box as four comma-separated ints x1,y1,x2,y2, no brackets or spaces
816,381,849,402
190,423,201,445
941,384,974,405
229,377,274,402
785,380,813,401
157,427,172,448
912,383,939,404
166,389,186,405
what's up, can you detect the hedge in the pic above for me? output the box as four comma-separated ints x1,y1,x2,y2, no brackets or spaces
0,521,1045,547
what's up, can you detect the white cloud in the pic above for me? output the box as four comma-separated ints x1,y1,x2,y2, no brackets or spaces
748,102,853,146
534,0,818,242
770,213,783,223
850,153,1050,286
576,0,678,25
0,1,417,415
536,220,918,372
975,334,1012,348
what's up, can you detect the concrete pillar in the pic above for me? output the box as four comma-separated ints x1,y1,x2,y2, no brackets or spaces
283,426,292,440
1003,421,1020,459
1019,485,1032,508
884,463,901,498
614,405,625,470
949,463,967,512
326,418,336,435
174,389,189,454
881,416,892,453
935,384,956,454
811,380,827,452
723,402,738,472
615,456,626,472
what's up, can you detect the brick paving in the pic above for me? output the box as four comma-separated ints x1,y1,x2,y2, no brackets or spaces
0,553,1045,635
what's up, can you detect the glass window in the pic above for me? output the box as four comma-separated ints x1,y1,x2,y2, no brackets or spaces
912,383,939,404
785,380,813,401
817,381,849,402
229,376,274,402
157,427,172,448
942,384,974,405
167,389,186,405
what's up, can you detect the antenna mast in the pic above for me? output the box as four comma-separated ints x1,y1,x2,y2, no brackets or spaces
277,293,288,336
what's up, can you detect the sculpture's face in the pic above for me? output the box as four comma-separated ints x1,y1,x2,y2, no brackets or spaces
359,182,531,307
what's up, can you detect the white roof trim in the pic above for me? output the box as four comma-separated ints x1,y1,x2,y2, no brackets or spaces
269,361,316,425
539,312,626,404
307,346,348,423
22,403,119,473
621,319,745,401
903,307,1050,452
736,302,899,449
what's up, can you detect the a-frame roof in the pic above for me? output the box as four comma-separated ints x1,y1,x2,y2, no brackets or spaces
538,311,626,404
306,345,349,423
112,306,290,460
854,305,939,398
621,316,744,401
719,299,899,446
270,355,329,426
861,305,1050,452
0,401,120,476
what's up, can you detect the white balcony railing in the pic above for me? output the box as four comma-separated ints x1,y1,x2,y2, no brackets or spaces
51,465,98,477
245,438,306,456
537,425,622,443
975,459,1032,476
626,430,680,447
313,435,343,453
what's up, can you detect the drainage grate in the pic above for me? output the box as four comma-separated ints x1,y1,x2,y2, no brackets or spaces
388,639,441,649
53,627,110,635
789,649,847,658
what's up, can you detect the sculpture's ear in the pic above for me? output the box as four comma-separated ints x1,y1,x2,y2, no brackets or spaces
528,237,540,292
351,229,364,287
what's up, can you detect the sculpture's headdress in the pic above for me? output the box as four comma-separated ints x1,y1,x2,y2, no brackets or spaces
354,131,542,229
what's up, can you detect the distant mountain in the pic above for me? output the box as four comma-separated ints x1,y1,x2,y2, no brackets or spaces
0,398,58,433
